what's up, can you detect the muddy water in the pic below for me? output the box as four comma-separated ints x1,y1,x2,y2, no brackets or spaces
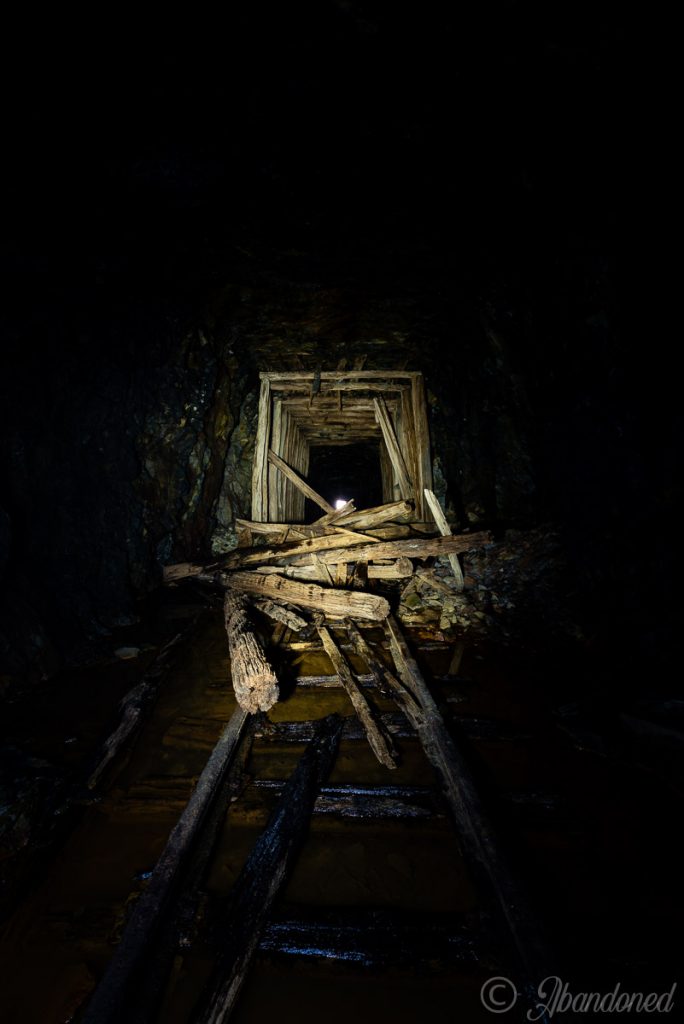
1,611,682,1022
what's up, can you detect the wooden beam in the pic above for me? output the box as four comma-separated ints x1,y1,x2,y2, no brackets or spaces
223,572,391,621
383,615,552,987
267,449,334,514
316,623,398,769
285,530,492,567
336,499,413,529
411,375,432,516
224,592,279,713
222,530,380,570
423,488,465,592
251,376,271,522
374,396,413,499
252,599,307,632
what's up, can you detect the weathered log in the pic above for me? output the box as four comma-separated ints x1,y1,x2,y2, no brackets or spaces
254,557,413,582
284,530,492,567
383,615,552,987
423,488,465,591
192,714,343,1024
81,707,250,1024
251,599,307,632
223,571,390,621
267,449,334,513
336,498,413,530
220,529,379,570
313,499,355,526
316,622,398,769
224,592,279,713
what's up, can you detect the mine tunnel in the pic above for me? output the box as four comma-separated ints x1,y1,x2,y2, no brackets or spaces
0,8,681,1024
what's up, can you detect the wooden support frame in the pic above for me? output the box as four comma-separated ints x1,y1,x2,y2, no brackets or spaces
251,371,433,524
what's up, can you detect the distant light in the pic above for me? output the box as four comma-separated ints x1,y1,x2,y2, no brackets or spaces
335,498,348,510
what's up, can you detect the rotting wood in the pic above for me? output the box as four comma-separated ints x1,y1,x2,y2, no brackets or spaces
252,557,412,581
316,622,398,769
411,376,432,518
192,714,343,1024
252,599,307,632
373,396,413,499
220,529,380,570
125,721,258,1024
284,530,492,567
267,449,334,513
224,592,279,713
335,499,413,529
313,499,355,527
81,707,250,1024
222,571,391,621
424,488,465,592
383,614,552,988
251,377,271,522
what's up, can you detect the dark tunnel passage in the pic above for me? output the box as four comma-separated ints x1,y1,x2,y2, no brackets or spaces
305,442,384,520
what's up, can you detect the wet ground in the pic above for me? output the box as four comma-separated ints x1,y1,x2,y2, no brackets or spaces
1,601,682,1023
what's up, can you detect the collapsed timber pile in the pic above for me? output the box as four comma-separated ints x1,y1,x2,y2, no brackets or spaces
164,489,491,717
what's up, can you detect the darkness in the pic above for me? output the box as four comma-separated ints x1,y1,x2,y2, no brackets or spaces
306,443,383,517
0,3,682,1018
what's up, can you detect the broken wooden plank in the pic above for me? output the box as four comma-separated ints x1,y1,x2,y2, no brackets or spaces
424,488,465,592
192,714,343,1024
374,396,413,499
252,599,307,632
313,499,355,527
267,449,333,513
316,623,398,769
335,499,413,529
81,707,250,1024
224,592,279,713
383,614,552,987
223,572,390,621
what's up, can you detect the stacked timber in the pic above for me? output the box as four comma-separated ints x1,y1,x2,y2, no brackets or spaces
164,486,491,720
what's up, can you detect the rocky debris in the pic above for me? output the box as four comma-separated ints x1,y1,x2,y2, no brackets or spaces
397,525,580,651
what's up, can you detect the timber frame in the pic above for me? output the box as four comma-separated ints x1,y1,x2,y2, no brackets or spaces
251,371,433,523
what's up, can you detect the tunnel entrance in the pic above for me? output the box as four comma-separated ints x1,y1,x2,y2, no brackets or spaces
304,442,384,521
250,370,433,523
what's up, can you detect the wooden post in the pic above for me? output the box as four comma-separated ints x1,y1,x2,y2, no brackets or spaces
401,388,420,517
423,488,465,592
374,396,413,499
251,375,271,523
224,592,279,713
411,375,432,519
268,398,283,523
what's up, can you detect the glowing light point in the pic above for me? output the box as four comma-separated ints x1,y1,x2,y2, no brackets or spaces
334,499,348,510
